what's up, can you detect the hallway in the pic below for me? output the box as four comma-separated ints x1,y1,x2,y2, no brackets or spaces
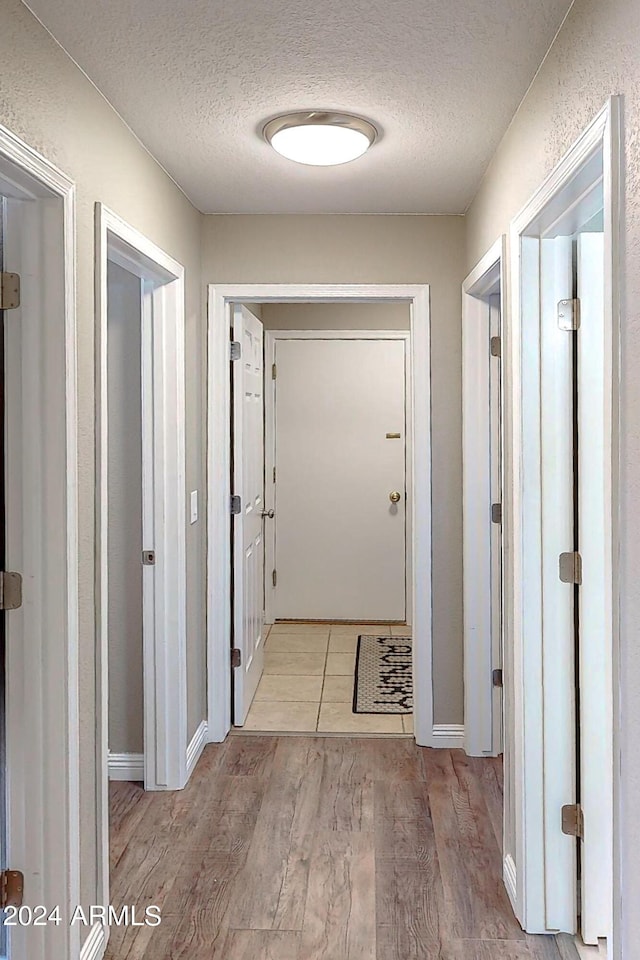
105,737,560,959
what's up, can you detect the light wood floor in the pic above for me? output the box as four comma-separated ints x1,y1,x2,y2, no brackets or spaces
105,738,561,959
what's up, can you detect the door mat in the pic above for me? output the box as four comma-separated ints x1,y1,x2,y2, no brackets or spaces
353,635,413,714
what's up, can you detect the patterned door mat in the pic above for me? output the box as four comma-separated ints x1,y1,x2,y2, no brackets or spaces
352,635,413,714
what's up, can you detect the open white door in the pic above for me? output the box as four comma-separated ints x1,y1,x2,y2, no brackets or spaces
539,235,578,931
577,232,612,945
232,305,265,725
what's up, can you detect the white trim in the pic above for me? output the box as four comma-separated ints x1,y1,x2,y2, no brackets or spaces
263,328,412,626
462,237,506,758
504,854,518,907
95,204,188,928
186,721,209,779
79,923,107,960
207,284,433,746
0,123,80,960
107,754,145,781
431,724,465,747
508,98,620,942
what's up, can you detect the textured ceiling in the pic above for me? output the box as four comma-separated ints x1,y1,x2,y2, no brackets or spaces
25,0,573,214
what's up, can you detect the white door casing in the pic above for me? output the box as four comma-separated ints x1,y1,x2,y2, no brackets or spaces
232,305,266,724
206,285,433,748
269,335,407,622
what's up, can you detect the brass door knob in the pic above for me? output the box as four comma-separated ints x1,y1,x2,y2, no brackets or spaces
389,491,401,504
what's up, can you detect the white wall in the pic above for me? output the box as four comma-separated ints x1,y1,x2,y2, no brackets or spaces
107,261,144,755
203,214,466,725
465,0,640,951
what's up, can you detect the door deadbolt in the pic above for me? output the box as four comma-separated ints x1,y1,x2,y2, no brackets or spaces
389,491,401,504
261,509,275,519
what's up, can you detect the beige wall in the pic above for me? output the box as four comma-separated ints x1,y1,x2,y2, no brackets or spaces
0,0,206,922
261,301,410,330
465,0,640,949
203,214,466,725
107,261,144,755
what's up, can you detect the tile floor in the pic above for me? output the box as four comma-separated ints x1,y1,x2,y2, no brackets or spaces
244,621,414,734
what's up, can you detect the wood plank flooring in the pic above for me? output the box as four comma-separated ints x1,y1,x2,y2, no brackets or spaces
105,738,561,960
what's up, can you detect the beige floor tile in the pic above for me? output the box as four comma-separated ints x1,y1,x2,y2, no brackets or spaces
390,624,413,636
317,702,404,734
330,623,391,637
321,674,354,702
402,713,414,734
244,700,319,732
255,674,324,702
269,622,330,636
325,652,355,675
264,650,326,676
267,633,329,653
328,634,359,653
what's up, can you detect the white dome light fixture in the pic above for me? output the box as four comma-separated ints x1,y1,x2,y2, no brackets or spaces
263,111,378,167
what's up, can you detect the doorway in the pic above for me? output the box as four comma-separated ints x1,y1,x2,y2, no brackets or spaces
231,308,412,734
95,204,189,933
462,238,506,762
0,127,79,960
509,99,619,948
207,284,434,745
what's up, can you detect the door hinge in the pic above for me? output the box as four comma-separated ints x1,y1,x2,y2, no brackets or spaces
141,550,156,566
492,668,503,687
0,272,20,310
231,647,242,668
230,495,242,515
561,803,584,838
272,569,277,587
1,870,24,909
557,298,581,331
491,503,502,525
559,551,582,584
230,340,241,361
273,466,276,484
0,571,22,611
490,335,501,358
272,363,277,380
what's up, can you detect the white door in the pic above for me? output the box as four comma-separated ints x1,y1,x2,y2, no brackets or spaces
272,337,406,621
232,305,265,724
540,235,578,932
576,232,612,945
489,293,504,755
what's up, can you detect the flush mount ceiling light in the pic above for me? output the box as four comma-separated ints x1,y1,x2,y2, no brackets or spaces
263,111,378,166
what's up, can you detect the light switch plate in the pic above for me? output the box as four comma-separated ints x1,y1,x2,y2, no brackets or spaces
190,490,198,524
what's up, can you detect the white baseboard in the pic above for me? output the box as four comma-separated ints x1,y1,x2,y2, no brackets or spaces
186,720,208,780
503,854,518,910
80,922,107,960
108,752,144,781
431,723,465,747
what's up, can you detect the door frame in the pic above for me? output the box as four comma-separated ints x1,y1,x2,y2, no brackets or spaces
508,97,620,945
462,237,506,759
263,328,412,626
0,124,80,960
207,284,433,745
95,204,188,923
